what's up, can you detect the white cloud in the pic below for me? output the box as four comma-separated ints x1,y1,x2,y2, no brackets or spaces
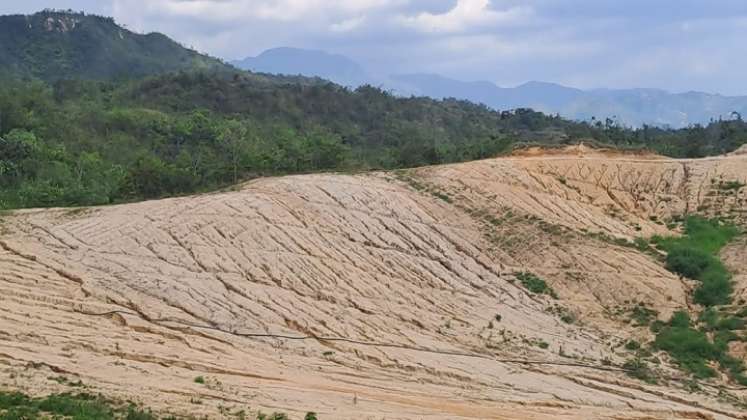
397,0,532,33
114,0,399,23
330,16,366,32
95,0,747,94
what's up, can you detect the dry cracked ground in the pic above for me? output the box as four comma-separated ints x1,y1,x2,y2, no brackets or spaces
1,145,747,419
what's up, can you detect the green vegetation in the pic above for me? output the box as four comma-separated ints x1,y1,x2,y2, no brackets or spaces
0,10,228,82
624,340,641,351
0,391,155,420
560,313,575,324
652,216,739,307
1,70,747,212
720,180,746,191
193,376,205,385
257,413,289,420
515,272,558,299
623,358,657,384
647,216,746,385
629,304,658,326
653,311,747,384
0,71,575,209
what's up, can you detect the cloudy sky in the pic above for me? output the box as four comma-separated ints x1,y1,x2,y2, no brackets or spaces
3,0,747,95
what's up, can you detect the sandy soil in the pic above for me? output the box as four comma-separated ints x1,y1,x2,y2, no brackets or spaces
0,146,745,419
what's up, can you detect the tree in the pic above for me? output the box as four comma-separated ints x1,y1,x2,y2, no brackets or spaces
218,119,252,183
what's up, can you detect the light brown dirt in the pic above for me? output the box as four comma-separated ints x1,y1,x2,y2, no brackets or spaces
0,147,746,419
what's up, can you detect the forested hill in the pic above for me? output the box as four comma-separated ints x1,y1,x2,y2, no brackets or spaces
1,11,747,211
2,70,747,211
0,10,229,81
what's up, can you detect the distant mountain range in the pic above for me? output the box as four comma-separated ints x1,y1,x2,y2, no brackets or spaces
231,47,371,88
4,10,745,129
0,10,229,81
233,48,747,128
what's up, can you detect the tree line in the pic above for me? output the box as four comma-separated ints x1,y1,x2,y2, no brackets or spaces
1,70,746,209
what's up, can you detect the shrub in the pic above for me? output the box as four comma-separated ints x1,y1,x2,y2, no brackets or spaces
515,272,558,299
194,376,205,384
37,393,114,419
0,392,32,410
1,405,41,420
669,311,691,328
716,316,745,331
656,216,739,308
623,358,657,384
721,180,745,191
650,320,665,333
624,340,641,351
653,315,719,379
126,405,157,420
693,267,733,307
304,413,318,420
560,313,575,324
630,305,658,326
665,247,711,279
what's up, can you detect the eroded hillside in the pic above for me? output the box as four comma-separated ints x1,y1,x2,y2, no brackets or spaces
0,147,746,419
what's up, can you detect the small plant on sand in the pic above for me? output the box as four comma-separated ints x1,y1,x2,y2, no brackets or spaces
623,358,657,384
515,272,558,299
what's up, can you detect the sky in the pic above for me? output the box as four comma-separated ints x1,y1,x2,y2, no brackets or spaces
3,0,747,95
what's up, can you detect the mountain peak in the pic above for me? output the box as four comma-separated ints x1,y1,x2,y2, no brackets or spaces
232,47,369,87
0,11,229,81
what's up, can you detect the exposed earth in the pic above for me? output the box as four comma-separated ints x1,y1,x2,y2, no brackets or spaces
1,146,746,419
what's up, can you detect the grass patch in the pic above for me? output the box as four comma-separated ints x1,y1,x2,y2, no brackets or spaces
653,312,719,379
0,391,156,420
257,413,289,420
630,304,658,326
644,216,747,385
653,310,747,383
652,216,739,307
720,180,745,191
653,311,747,384
515,272,558,299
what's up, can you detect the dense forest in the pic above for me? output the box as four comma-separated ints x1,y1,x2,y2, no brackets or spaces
1,70,747,210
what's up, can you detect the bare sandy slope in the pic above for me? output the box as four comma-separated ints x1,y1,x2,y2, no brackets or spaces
0,146,746,419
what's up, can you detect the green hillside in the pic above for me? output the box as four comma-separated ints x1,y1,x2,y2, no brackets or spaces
1,11,747,210
0,10,229,81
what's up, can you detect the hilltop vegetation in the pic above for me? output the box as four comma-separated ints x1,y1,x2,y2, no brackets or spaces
0,71,570,209
0,10,228,81
3,70,747,210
